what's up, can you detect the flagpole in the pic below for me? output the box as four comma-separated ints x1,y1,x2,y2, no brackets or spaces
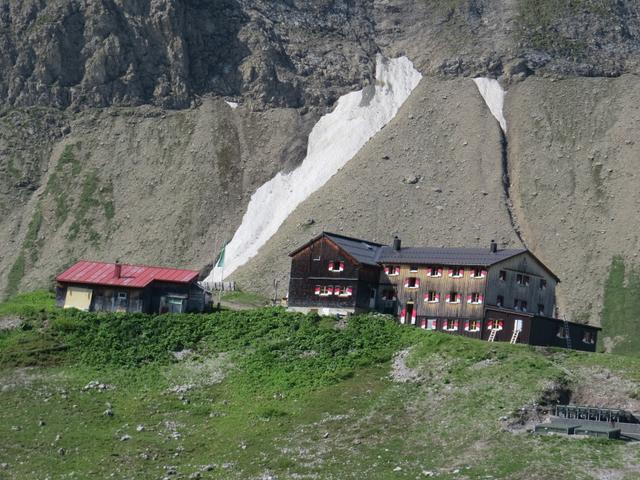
218,261,223,308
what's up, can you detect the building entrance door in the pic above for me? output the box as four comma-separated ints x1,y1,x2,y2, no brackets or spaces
514,319,523,332
369,288,377,309
406,303,415,325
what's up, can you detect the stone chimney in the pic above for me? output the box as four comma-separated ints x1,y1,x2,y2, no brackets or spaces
393,236,401,251
114,260,122,278
490,240,497,253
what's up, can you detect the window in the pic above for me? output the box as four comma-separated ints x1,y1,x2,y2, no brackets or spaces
467,292,483,304
539,279,547,290
385,265,400,276
427,319,437,330
513,299,527,311
328,261,344,272
313,255,321,262
499,270,507,281
409,265,419,273
427,266,443,277
557,325,569,339
582,331,595,345
449,267,464,278
315,285,334,297
516,274,530,286
444,319,459,331
487,319,504,330
381,288,397,301
538,303,545,315
117,292,128,300
334,286,353,297
465,319,480,332
471,268,486,278
446,292,460,304
424,291,440,303
405,277,419,289
496,295,504,307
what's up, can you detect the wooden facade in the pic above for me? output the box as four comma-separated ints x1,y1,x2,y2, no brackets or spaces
288,236,379,315
287,233,600,351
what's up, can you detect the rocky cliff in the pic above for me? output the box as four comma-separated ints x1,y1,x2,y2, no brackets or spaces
1,0,640,349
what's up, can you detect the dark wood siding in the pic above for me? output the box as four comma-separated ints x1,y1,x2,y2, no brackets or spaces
485,253,557,317
529,316,599,352
288,237,377,311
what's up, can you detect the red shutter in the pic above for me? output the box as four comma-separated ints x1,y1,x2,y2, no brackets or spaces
420,319,427,329
464,320,470,331
448,268,453,277
445,293,451,302
395,266,400,275
327,286,334,294
346,286,353,296
478,295,484,304
424,293,429,301
415,278,421,288
314,286,321,295
435,293,441,302
453,320,459,330
438,268,443,276
339,262,345,271
400,308,406,324
404,279,409,288
411,308,417,319
456,293,461,303
384,266,390,274
467,294,472,304
487,320,493,329
328,261,334,271
460,268,465,277
481,269,488,277
334,287,340,296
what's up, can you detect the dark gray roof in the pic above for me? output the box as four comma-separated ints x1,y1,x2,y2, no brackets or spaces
324,233,384,266
376,246,527,267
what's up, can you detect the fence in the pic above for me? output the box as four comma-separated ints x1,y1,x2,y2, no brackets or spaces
201,281,236,292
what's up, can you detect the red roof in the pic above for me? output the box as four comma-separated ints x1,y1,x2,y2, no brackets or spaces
55,261,199,289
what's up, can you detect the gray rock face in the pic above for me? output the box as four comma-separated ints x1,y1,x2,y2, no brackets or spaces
1,1,639,112
0,0,377,110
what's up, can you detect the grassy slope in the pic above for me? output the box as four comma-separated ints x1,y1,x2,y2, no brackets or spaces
600,257,640,355
0,293,639,479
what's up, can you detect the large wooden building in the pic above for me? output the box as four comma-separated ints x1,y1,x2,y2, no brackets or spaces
56,261,208,314
288,232,600,351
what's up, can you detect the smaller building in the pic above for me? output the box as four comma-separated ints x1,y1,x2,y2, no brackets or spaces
55,261,208,313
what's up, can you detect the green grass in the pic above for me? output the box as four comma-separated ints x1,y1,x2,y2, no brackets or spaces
220,290,270,308
4,254,25,299
0,297,639,478
600,256,640,356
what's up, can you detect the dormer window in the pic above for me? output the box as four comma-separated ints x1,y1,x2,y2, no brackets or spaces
471,268,487,278
427,267,443,277
328,261,345,272
449,267,464,278
384,265,401,276
405,277,420,289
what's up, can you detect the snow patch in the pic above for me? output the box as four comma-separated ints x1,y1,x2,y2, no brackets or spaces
225,101,239,109
473,78,507,133
204,55,422,284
